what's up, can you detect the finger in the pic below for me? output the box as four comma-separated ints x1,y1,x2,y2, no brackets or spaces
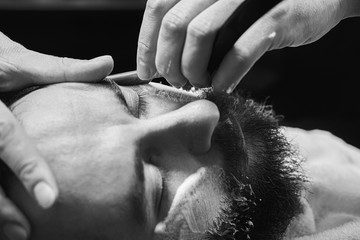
155,0,217,88
0,49,114,92
0,101,58,209
23,50,113,84
212,6,279,94
0,188,30,240
136,0,180,80
182,0,245,88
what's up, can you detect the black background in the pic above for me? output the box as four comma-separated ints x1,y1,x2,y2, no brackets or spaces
1,6,360,148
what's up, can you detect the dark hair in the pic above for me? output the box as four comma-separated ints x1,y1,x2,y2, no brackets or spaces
205,91,305,240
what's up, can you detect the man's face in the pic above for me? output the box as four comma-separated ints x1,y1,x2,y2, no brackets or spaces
5,81,233,240
4,80,303,240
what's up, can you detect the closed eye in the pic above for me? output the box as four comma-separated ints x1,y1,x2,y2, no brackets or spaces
130,87,149,118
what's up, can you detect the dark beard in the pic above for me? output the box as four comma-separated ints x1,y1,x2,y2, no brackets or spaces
204,91,306,240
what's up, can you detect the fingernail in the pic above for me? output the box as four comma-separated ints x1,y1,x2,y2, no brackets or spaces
212,76,235,94
34,182,56,209
91,55,112,63
138,66,155,80
226,83,237,94
3,224,28,240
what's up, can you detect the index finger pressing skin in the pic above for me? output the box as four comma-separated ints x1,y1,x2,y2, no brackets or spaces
0,101,58,209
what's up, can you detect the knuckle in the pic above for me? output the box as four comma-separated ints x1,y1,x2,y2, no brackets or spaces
137,41,155,61
16,160,40,184
232,46,252,66
162,10,187,34
146,0,168,15
187,19,213,40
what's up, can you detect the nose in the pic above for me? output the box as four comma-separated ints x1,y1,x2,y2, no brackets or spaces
140,100,219,154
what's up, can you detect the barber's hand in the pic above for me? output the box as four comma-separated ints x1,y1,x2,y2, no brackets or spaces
0,31,114,240
137,0,359,93
0,31,114,91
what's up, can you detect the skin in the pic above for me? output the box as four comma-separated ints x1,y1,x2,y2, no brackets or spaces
136,0,360,93
3,81,230,240
0,31,114,240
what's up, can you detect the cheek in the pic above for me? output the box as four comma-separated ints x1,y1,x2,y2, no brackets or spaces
64,145,136,202
63,161,133,204
19,133,143,239
31,126,138,205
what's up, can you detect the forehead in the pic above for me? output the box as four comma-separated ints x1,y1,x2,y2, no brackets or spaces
11,81,202,123
10,81,138,175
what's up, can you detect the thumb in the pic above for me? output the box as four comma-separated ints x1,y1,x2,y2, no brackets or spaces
1,47,114,91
